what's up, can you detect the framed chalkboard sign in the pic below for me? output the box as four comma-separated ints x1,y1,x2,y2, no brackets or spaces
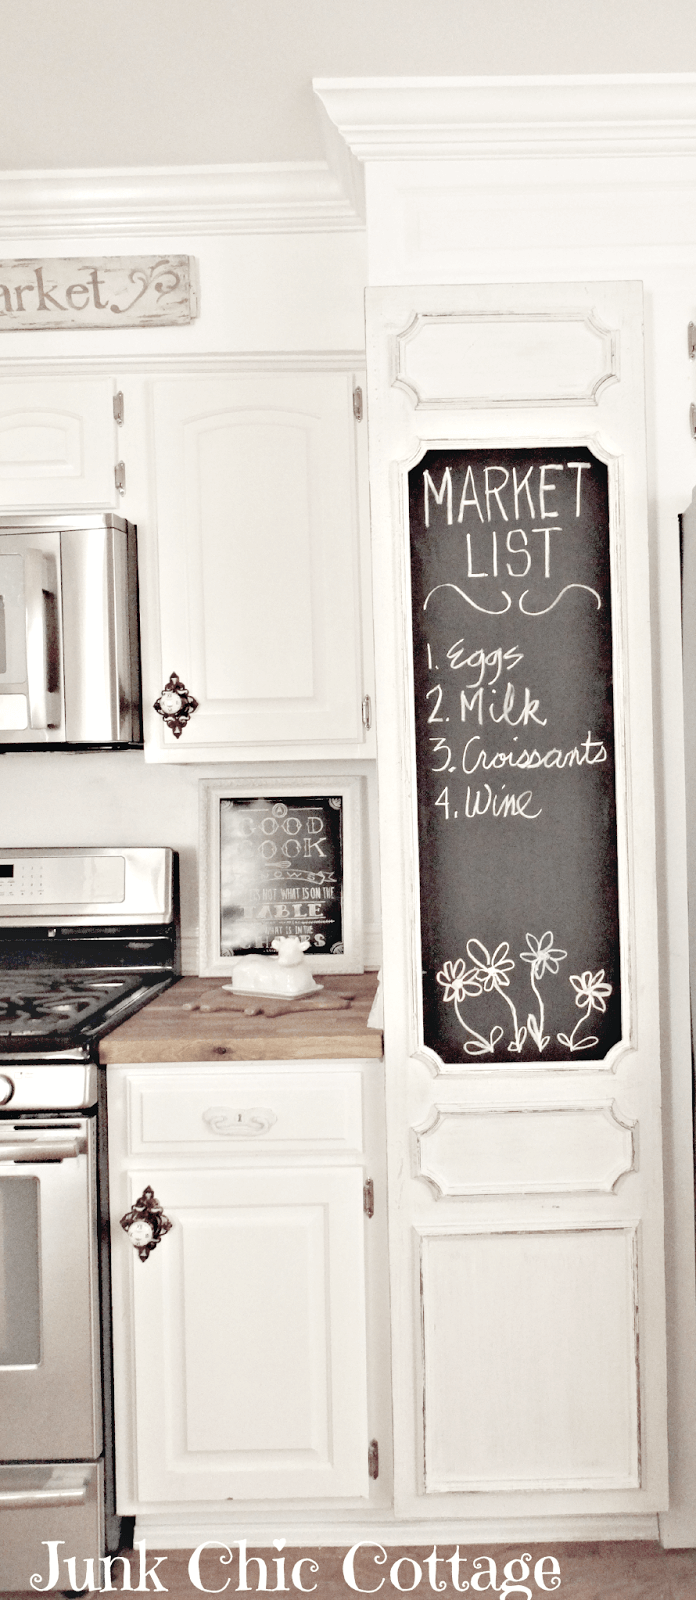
199,774,364,976
408,443,622,1066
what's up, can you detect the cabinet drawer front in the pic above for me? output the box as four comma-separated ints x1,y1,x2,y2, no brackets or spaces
125,1069,364,1154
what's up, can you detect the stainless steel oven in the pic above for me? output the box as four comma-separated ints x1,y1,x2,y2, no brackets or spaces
0,514,141,747
0,848,179,1591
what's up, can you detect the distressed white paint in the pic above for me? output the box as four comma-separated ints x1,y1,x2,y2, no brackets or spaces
420,1225,640,1492
126,1067,365,1156
414,1103,635,1197
0,257,196,329
394,309,617,410
316,73,696,1545
363,280,666,1522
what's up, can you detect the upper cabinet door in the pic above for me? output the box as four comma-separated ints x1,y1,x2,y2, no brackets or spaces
0,380,118,509
147,372,374,760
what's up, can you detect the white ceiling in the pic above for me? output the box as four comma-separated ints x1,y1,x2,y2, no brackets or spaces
3,0,696,172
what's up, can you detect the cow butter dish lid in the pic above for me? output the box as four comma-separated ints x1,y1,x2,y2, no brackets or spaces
221,936,323,998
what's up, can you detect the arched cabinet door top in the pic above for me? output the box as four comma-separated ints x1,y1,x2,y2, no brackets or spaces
146,370,374,761
0,380,118,510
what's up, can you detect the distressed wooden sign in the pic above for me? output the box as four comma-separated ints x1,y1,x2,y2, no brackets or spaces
0,256,198,329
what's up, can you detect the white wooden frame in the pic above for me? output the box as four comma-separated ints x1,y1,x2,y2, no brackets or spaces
199,774,364,976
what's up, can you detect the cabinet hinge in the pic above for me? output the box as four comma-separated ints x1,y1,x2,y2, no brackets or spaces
361,694,372,731
363,1178,374,1218
113,391,124,425
353,385,363,422
115,461,126,496
689,323,696,359
690,405,696,441
368,1439,379,1479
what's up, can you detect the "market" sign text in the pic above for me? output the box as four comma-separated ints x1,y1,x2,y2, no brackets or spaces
0,256,198,329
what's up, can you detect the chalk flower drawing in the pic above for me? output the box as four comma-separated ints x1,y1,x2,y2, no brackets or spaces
436,957,502,1056
466,939,526,1054
436,934,612,1057
520,930,568,1051
557,968,613,1054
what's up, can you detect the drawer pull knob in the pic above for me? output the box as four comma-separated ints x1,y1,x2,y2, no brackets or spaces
120,1185,172,1261
202,1106,277,1138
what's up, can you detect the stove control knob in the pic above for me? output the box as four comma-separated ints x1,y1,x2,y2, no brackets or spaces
0,1074,15,1106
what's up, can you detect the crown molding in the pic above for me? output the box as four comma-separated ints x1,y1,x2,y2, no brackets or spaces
0,162,364,238
0,351,366,377
313,73,696,162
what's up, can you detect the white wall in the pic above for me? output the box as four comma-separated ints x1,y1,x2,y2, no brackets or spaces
1,0,696,169
0,754,382,974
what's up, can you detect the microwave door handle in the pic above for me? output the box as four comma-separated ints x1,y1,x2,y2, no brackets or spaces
24,548,61,731
0,1135,86,1162
24,548,50,730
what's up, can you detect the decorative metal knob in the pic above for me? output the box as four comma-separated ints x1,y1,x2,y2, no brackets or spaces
153,673,198,739
120,1186,172,1262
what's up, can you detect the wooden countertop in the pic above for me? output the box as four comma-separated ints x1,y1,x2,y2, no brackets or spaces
98,973,382,1063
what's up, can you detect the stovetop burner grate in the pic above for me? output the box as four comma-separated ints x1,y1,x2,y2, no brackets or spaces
0,971,162,1042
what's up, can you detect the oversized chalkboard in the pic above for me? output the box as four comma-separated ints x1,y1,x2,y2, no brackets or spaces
219,795,344,956
409,445,621,1064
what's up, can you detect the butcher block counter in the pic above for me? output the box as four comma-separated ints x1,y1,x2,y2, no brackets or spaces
98,972,382,1063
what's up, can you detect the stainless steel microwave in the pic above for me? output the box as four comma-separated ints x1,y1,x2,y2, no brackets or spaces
0,514,141,747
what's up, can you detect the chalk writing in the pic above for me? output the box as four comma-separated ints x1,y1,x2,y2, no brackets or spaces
409,444,621,1063
219,796,343,956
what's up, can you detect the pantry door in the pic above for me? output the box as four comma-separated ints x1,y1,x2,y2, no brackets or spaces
365,282,667,1523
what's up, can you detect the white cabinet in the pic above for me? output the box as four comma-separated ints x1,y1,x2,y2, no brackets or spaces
108,1063,373,1512
145,371,375,761
0,379,119,509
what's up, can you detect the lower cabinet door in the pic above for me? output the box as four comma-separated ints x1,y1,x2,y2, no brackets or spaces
122,1165,369,1502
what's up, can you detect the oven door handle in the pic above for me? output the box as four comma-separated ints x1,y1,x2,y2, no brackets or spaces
0,1485,87,1508
0,1134,87,1162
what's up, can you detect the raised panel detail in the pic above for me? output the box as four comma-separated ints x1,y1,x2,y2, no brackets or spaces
126,1069,364,1155
0,381,116,508
129,1165,369,1500
190,413,315,702
420,1226,639,1493
0,412,82,476
414,1103,635,1197
151,372,366,752
182,1204,329,1455
395,311,617,408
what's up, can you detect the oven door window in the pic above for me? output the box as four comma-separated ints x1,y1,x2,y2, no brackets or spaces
0,1176,41,1366
0,1122,101,1462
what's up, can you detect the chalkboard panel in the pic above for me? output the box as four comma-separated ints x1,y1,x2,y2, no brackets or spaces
219,795,344,956
409,445,621,1064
